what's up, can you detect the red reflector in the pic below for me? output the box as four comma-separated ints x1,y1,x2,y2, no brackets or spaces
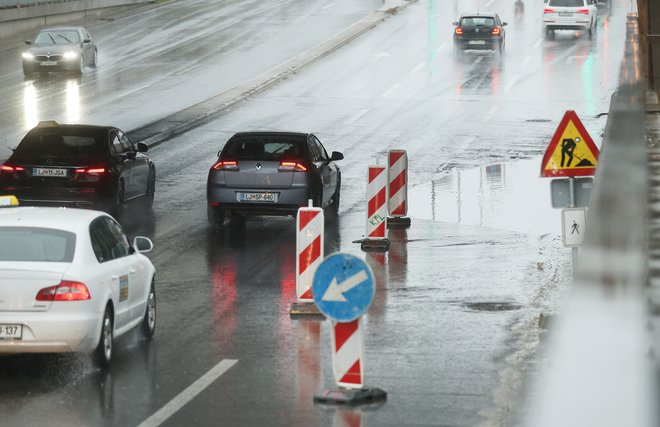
212,160,239,171
577,8,589,14
1,165,25,173
455,27,463,35
492,27,501,35
36,281,91,301
279,161,307,172
543,8,555,13
75,167,105,175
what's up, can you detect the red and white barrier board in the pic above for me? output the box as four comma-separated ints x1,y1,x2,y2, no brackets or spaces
296,205,324,301
388,150,408,217
331,319,364,389
366,166,388,239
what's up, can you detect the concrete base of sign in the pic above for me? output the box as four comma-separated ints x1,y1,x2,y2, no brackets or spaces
387,216,411,228
353,238,390,252
289,301,325,318
314,387,387,406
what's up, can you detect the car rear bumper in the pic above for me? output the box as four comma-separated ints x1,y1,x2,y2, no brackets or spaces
543,19,592,31
208,186,311,217
454,38,502,50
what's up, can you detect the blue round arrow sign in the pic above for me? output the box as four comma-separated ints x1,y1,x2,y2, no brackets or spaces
312,252,375,322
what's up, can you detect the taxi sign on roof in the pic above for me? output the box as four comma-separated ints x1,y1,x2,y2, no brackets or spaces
541,110,599,178
0,195,19,206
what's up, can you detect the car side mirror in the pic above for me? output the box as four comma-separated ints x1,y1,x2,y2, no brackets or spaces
25,40,32,45
137,142,148,152
83,38,91,43
126,151,137,160
133,236,153,253
452,21,458,26
502,22,508,26
330,151,344,161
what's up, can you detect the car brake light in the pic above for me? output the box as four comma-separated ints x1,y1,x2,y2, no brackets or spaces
212,160,239,171
577,8,589,14
492,27,501,35
36,281,91,301
0,165,25,173
74,167,106,175
454,27,463,35
543,8,555,13
278,161,307,172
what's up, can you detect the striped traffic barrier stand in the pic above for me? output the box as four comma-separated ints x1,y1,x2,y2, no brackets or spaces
312,253,387,406
290,200,325,317
387,150,411,228
358,166,390,252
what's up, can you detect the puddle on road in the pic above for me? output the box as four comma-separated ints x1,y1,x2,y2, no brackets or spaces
463,302,523,312
408,157,562,235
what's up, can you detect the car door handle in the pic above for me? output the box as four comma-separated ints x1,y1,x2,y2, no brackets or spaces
129,269,136,276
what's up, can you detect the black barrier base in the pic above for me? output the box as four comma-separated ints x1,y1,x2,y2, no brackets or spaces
387,216,411,228
353,238,390,252
289,302,325,318
314,387,387,406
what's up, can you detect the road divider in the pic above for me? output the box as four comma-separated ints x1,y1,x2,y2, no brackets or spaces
387,150,411,228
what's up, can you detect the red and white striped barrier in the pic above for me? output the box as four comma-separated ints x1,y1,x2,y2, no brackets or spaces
388,150,408,217
366,166,388,239
331,319,364,389
296,203,324,301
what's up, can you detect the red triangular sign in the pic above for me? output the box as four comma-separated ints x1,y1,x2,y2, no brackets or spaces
541,110,599,178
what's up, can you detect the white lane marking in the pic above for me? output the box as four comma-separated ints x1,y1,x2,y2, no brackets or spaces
504,75,519,94
370,52,390,62
534,38,543,48
321,2,334,10
522,56,531,67
137,359,238,427
412,61,426,72
486,0,495,6
347,108,370,125
436,43,446,53
484,106,497,122
382,82,401,98
474,56,483,64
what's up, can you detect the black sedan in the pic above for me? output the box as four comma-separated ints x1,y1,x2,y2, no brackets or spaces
207,131,342,228
453,13,507,55
22,26,98,77
0,121,155,219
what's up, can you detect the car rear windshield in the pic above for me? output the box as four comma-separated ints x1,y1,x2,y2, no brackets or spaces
222,137,307,161
13,128,107,164
0,227,75,262
548,0,585,6
460,17,495,26
34,30,80,45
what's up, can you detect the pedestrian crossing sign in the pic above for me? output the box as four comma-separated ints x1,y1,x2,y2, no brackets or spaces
541,110,599,177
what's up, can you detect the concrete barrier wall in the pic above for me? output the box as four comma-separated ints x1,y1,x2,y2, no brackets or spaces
0,0,153,50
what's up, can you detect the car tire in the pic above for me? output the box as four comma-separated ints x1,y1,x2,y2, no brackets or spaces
545,28,554,40
74,57,84,75
140,281,156,339
313,190,323,209
94,305,113,368
91,49,98,68
22,67,33,79
207,205,225,230
143,170,155,208
113,181,125,220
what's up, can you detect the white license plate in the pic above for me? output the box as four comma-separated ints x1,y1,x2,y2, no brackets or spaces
0,324,22,340
559,12,573,16
40,61,57,66
33,168,67,177
468,40,486,45
240,192,276,202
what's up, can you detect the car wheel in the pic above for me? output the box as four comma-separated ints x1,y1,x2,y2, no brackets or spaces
143,170,155,208
113,181,125,220
330,190,340,215
94,305,113,368
22,67,33,79
91,49,98,68
545,28,554,40
207,205,225,230
313,190,323,209
75,57,84,75
140,281,156,339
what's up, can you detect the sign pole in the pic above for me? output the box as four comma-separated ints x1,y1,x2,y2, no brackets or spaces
568,177,578,278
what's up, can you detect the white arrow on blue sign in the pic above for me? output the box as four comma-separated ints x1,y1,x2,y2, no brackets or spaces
312,252,375,322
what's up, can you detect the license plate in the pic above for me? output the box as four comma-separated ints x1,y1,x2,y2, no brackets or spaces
559,12,573,16
468,40,486,45
0,324,22,340
33,168,67,177
240,192,276,202
40,61,57,66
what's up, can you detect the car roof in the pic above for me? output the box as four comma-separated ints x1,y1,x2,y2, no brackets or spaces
28,123,113,133
230,131,311,139
38,27,86,32
459,12,498,18
0,207,105,234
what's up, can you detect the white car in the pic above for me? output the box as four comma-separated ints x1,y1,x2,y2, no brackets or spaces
0,202,156,367
543,0,598,39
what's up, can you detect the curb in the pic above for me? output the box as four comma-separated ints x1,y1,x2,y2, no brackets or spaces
128,0,417,146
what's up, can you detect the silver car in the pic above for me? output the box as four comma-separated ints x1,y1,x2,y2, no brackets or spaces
22,26,98,77
206,132,343,227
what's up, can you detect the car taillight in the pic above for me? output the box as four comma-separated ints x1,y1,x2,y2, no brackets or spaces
36,281,91,301
212,160,239,171
492,27,501,35
74,167,106,175
543,8,555,13
0,164,25,173
454,27,463,35
577,8,589,14
278,161,307,172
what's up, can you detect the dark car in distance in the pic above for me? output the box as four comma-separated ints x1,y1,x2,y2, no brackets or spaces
0,121,155,219
207,131,343,227
453,13,507,55
22,26,97,77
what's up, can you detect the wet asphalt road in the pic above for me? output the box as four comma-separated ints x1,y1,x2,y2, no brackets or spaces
0,0,630,426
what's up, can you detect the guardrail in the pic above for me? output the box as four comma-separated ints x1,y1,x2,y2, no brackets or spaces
0,0,75,9
524,12,656,427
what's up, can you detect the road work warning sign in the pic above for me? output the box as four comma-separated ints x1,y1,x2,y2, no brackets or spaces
541,110,599,177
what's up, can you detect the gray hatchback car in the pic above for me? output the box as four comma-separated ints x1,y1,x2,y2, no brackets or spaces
206,132,343,227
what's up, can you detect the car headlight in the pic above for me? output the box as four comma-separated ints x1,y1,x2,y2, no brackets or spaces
22,52,34,60
63,51,79,60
